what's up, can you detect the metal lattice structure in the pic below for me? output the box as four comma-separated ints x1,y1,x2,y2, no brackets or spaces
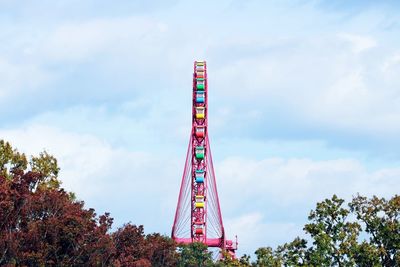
172,61,237,257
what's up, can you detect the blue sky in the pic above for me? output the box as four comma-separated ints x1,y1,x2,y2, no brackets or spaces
1,0,400,256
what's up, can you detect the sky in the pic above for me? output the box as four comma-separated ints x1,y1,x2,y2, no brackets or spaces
1,0,400,257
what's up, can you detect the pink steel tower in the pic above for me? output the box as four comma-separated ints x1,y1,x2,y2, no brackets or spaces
172,61,237,257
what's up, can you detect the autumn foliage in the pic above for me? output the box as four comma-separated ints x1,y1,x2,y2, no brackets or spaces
0,140,178,266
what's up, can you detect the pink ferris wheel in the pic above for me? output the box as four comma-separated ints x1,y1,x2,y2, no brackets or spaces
172,61,237,257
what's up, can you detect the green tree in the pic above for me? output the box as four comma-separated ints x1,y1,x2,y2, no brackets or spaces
254,247,281,267
238,254,252,266
350,195,400,267
177,242,214,267
0,140,61,189
30,151,60,189
351,241,381,267
276,237,309,266
304,195,360,267
0,140,27,178
216,251,252,267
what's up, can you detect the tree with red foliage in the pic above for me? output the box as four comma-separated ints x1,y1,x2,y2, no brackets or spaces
146,233,179,266
112,224,178,267
0,140,179,266
0,140,116,266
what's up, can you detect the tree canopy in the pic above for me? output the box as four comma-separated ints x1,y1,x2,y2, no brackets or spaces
0,140,178,266
251,195,400,267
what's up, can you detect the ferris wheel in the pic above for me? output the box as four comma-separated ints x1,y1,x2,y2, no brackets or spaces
172,61,237,258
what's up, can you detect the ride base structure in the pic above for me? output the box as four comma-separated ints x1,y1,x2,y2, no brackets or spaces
171,61,238,258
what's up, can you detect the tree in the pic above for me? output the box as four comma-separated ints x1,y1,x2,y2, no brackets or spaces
112,224,148,266
0,140,27,179
112,224,178,267
251,194,399,266
30,151,60,190
0,140,182,267
351,241,381,267
303,195,361,267
350,194,400,267
238,254,252,266
0,170,116,266
145,233,179,267
0,140,60,189
0,140,115,266
276,237,309,266
254,247,281,267
177,242,214,267
216,250,252,267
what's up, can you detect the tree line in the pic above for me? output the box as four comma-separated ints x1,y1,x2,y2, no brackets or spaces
0,140,399,266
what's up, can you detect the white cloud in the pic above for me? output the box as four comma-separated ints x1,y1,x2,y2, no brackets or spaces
338,33,377,53
382,53,400,72
210,33,400,140
0,58,53,102
41,17,169,63
1,4,399,145
0,124,182,232
225,212,302,256
217,156,399,211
